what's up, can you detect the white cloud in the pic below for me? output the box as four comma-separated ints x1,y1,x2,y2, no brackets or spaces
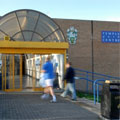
105,17,120,22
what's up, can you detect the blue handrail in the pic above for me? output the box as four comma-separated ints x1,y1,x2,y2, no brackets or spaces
75,68,120,80
93,79,106,104
74,68,120,104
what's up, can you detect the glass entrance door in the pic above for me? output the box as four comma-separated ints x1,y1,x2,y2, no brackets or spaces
25,54,65,91
2,54,22,92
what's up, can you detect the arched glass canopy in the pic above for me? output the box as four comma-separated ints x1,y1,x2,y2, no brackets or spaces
0,9,65,42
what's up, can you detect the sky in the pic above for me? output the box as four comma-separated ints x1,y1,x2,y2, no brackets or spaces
0,0,120,22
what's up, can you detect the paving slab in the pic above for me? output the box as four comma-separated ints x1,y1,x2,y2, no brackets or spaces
0,93,101,120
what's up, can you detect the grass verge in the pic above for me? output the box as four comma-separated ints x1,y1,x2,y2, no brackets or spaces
76,91,101,103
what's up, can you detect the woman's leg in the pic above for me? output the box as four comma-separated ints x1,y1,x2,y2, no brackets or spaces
44,87,50,94
41,87,50,99
49,86,55,96
49,86,56,102
43,79,56,102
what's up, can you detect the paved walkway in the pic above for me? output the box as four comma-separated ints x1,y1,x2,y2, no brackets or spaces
0,93,101,120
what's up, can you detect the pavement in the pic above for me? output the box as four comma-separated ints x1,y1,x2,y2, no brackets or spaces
64,96,100,115
0,92,101,120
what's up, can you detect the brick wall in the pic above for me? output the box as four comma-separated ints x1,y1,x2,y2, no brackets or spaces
54,18,120,78
54,19,92,71
54,19,120,92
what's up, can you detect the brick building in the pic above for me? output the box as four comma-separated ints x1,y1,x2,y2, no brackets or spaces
0,9,119,92
54,19,120,77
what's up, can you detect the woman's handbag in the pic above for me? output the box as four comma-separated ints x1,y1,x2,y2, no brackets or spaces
39,73,46,87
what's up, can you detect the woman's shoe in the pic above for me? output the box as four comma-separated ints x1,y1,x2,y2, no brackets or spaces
50,99,57,103
41,94,49,99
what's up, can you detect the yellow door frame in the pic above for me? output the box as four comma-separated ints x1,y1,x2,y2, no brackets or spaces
2,54,23,92
0,41,69,92
5,55,6,90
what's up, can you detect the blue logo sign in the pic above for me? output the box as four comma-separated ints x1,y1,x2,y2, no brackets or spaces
102,31,120,43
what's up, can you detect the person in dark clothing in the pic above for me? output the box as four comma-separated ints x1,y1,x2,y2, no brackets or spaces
61,62,76,100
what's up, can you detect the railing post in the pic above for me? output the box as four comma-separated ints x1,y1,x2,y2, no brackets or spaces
97,84,99,103
94,79,106,104
86,72,89,93
93,82,96,104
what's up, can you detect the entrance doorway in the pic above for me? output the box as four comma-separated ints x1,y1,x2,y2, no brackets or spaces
2,54,22,92
0,40,68,92
25,54,65,91
1,53,65,92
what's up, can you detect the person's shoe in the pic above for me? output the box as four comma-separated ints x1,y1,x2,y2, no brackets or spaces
41,94,49,99
60,94,65,98
50,99,57,103
71,98,77,101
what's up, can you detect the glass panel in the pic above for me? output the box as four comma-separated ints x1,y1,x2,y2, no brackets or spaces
16,11,27,16
51,54,64,89
34,55,41,88
25,54,65,89
13,32,24,41
40,14,58,31
14,55,20,89
6,55,10,90
9,55,14,89
0,31,5,41
31,54,65,89
2,54,21,90
35,13,59,38
5,54,14,90
58,54,64,88
27,54,34,59
2,55,5,90
44,30,65,42
44,33,56,42
23,31,33,41
32,33,43,41
0,13,20,37
55,30,65,42
35,18,51,38
0,13,16,26
16,11,39,31
25,54,42,89
23,54,34,89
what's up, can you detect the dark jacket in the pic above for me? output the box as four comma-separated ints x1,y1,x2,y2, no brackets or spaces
64,67,75,83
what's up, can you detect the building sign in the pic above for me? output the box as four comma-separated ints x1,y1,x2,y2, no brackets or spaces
102,31,120,43
67,26,78,44
4,36,10,41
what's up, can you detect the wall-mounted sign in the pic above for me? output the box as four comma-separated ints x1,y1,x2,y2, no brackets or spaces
102,31,120,43
67,26,78,44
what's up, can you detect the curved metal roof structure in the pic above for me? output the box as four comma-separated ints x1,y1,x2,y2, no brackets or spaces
0,9,65,42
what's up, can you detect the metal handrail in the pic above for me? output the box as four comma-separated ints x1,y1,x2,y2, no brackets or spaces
93,79,106,104
74,68,120,104
75,68,120,80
